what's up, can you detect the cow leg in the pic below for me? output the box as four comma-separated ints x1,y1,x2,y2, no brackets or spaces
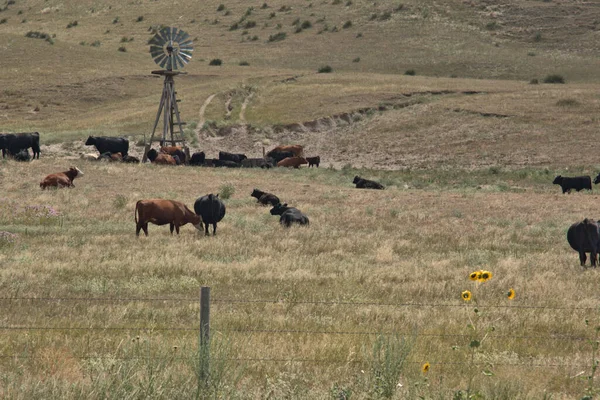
136,223,141,236
204,224,209,236
143,223,149,236
175,224,180,235
592,251,598,268
170,223,174,235
579,251,587,266
212,223,217,235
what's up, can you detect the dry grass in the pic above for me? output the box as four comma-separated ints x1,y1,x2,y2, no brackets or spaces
2,159,600,397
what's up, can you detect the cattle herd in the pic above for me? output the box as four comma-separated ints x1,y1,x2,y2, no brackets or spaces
6,132,598,267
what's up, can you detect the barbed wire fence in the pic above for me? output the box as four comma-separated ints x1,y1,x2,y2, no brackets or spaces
0,287,597,369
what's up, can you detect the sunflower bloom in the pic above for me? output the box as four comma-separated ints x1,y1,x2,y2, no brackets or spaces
507,289,515,300
469,271,481,281
461,290,472,301
479,270,493,282
422,362,430,374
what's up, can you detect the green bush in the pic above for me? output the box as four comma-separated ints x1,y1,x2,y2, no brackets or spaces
342,20,352,28
209,59,223,66
301,20,312,29
219,183,235,200
352,57,360,62
217,4,225,11
543,74,565,84
239,61,250,66
66,21,78,28
318,65,333,73
529,78,539,84
244,21,256,29
118,46,126,52
136,15,144,22
268,32,286,42
404,69,416,76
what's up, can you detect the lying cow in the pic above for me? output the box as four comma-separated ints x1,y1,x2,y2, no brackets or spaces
277,157,308,168
270,203,309,227
212,159,240,168
85,136,129,156
161,146,186,164
251,189,280,206
567,218,600,267
353,176,385,190
122,155,140,163
80,153,99,161
40,167,84,189
189,152,206,166
267,145,304,157
135,199,202,236
14,149,31,162
99,152,123,162
219,151,247,164
0,132,41,159
194,194,226,235
265,150,294,164
147,149,177,165
241,158,275,168
553,175,591,194
306,156,320,168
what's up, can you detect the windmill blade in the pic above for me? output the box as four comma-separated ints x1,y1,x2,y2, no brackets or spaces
149,27,193,70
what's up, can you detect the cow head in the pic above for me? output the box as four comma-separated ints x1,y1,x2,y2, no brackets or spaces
594,174,600,185
85,136,95,146
270,203,289,216
147,149,158,162
552,176,562,185
70,167,84,177
192,215,204,232
353,176,361,184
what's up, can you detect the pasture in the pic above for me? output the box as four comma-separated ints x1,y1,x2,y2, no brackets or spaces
2,158,600,398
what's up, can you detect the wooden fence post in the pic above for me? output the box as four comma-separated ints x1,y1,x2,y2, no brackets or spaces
199,286,210,381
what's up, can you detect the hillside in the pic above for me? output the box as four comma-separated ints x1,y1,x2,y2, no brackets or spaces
0,0,598,169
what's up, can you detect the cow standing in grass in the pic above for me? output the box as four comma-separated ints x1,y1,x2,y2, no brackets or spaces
553,175,591,194
194,194,226,235
85,136,129,156
567,219,600,267
135,199,203,236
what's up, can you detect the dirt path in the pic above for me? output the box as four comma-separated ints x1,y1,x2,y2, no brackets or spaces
195,93,216,141
239,92,253,122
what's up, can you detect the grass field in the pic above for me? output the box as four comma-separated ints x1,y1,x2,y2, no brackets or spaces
2,0,600,398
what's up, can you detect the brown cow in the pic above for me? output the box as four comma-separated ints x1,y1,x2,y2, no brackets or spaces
135,199,203,236
277,157,308,168
160,146,182,155
268,145,304,157
154,153,178,165
40,167,84,189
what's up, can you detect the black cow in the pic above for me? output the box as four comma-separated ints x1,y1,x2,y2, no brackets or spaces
266,150,294,164
85,136,129,156
270,203,309,227
219,151,247,164
353,176,385,190
593,173,600,185
172,149,187,165
553,175,591,194
212,159,241,168
14,149,31,162
194,193,226,235
241,158,275,169
306,156,320,168
147,149,159,162
251,189,280,206
189,152,206,166
567,219,600,267
0,132,40,159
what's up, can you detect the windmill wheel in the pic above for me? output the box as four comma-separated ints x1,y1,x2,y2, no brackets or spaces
149,27,193,71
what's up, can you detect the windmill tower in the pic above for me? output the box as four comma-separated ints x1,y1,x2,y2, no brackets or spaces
142,27,194,162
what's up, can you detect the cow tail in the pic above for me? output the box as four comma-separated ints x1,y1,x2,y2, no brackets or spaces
134,201,141,224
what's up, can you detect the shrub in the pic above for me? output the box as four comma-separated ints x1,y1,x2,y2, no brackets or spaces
261,3,269,9
209,59,223,66
279,5,291,12
332,0,342,4
318,65,333,73
250,35,258,41
268,32,286,42
219,183,235,200
229,22,239,31
556,98,579,107
136,15,144,22
352,57,360,62
533,32,542,42
294,26,302,33
292,18,300,26
356,32,362,37
66,21,78,28
269,12,276,18
112,16,119,24
113,194,128,210
301,20,312,29
217,4,225,11
91,41,101,47
342,20,352,28
346,0,352,5
404,69,416,76
527,51,536,56
529,78,539,84
244,21,256,29
118,46,126,52
239,61,250,66
485,21,497,30
543,74,565,84
379,11,392,20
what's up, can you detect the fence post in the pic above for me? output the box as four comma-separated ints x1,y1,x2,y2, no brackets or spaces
199,286,210,381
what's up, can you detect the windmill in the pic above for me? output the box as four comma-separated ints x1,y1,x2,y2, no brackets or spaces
142,27,193,162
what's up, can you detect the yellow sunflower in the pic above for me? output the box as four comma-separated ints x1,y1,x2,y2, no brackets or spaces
479,270,493,282
507,288,516,300
469,271,481,281
422,362,430,374
461,290,472,301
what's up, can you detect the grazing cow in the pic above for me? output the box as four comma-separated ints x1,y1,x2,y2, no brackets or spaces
267,145,304,158
219,151,247,164
270,203,309,227
241,158,275,169
40,167,84,189
14,149,31,162
277,157,308,168
567,219,600,267
80,153,99,161
306,156,320,168
189,152,206,166
147,149,177,165
212,159,240,168
135,199,203,236
265,150,294,164
251,189,280,206
122,155,140,163
0,132,40,159
85,136,129,156
553,175,592,194
194,194,226,235
353,176,385,190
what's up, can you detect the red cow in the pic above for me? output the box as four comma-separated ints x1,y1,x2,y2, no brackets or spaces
277,157,308,168
135,199,203,236
154,153,178,165
268,145,304,157
40,167,84,189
